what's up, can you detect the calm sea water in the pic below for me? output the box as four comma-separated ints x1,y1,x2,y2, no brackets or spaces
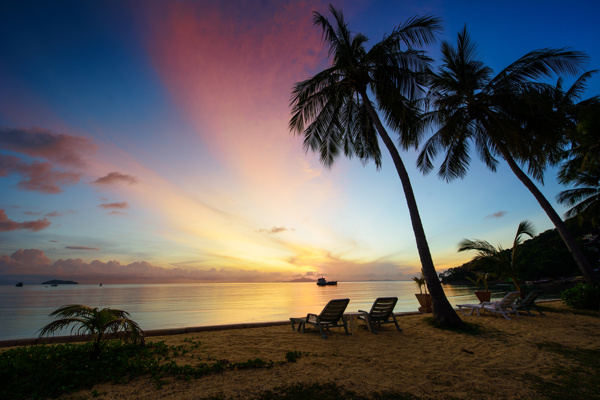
0,282,558,341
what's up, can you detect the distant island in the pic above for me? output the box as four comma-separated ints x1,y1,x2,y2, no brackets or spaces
41,280,79,285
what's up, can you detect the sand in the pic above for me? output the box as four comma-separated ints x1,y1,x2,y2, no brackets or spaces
56,301,598,400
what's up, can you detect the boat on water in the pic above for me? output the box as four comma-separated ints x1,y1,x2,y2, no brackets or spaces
316,277,337,286
15,282,23,287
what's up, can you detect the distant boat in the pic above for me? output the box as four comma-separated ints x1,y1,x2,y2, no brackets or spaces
99,283,103,286
317,277,337,286
15,282,23,287
50,284,58,287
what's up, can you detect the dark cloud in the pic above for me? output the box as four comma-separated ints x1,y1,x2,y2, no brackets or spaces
93,171,137,185
0,154,81,193
98,201,129,210
486,211,507,219
0,209,51,232
0,127,96,167
65,246,101,251
257,226,293,234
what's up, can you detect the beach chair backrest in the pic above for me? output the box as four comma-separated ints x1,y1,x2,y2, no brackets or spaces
319,298,350,322
369,297,398,320
521,290,541,307
498,292,520,307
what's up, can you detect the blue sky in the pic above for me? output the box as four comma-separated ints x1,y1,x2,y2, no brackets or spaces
1,0,598,284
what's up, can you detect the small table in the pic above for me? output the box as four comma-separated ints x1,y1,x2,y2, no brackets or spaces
344,312,370,335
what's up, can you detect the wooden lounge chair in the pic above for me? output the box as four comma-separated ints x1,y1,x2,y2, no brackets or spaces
289,298,350,339
516,290,544,315
479,291,521,320
357,297,402,334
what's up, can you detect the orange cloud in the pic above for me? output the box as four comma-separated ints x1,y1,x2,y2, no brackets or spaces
0,209,51,232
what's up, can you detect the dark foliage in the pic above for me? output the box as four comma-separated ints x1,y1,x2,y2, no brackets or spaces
443,218,599,284
561,283,600,310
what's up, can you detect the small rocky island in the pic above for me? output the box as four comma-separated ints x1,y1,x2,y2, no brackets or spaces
41,280,79,285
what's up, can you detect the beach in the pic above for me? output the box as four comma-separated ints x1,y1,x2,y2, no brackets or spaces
50,301,599,400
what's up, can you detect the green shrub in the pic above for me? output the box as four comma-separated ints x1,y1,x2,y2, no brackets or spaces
560,283,600,310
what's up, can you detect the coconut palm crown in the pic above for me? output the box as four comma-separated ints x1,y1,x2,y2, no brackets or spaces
419,26,598,285
38,304,145,358
290,5,464,328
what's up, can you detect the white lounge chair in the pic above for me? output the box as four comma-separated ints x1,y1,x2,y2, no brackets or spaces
479,292,521,320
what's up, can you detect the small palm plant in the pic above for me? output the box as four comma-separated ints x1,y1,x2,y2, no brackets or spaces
412,275,428,295
38,305,145,358
467,272,493,291
458,221,535,296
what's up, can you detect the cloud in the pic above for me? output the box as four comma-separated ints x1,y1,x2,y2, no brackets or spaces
0,209,51,232
486,211,507,219
65,246,101,251
24,211,42,216
0,154,81,193
93,171,137,185
257,226,294,234
0,127,96,167
0,248,285,284
98,201,129,210
45,210,74,217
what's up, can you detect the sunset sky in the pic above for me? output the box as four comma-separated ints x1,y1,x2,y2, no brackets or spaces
1,0,599,284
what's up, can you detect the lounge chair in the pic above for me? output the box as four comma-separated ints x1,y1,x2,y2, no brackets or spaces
516,290,544,315
289,298,350,339
357,297,402,334
479,291,521,320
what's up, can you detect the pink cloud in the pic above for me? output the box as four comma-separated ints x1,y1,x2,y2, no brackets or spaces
0,127,96,167
98,201,129,210
0,248,285,283
140,1,328,165
0,154,81,193
0,209,51,232
93,171,137,185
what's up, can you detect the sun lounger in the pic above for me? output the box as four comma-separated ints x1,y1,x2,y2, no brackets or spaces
289,298,350,339
479,291,521,320
516,290,544,315
357,297,402,334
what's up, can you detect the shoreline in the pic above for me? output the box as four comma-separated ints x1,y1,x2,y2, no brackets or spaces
0,301,560,348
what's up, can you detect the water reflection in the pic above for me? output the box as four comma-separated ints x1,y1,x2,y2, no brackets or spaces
0,282,560,341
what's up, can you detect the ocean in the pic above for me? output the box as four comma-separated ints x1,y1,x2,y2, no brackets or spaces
0,281,556,341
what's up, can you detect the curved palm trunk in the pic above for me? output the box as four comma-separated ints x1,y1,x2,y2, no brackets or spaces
498,145,598,286
360,91,464,328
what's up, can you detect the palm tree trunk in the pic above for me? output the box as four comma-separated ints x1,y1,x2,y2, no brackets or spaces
498,145,598,286
360,91,464,328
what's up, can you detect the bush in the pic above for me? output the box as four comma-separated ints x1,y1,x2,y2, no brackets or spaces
561,283,600,310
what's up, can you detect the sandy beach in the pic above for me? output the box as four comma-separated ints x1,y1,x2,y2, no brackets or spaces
47,301,599,400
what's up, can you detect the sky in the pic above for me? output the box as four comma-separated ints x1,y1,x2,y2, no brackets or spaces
1,0,599,284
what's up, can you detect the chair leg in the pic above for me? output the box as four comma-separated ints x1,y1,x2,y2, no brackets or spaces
317,324,327,339
392,315,402,332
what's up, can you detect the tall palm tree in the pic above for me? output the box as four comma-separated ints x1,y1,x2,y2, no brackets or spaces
419,27,598,286
458,220,535,296
290,5,464,328
557,85,600,227
38,304,145,359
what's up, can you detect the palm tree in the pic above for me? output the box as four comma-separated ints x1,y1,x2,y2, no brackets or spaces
289,5,464,328
557,88,600,227
458,220,535,296
419,27,598,286
38,304,145,358
557,169,600,227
